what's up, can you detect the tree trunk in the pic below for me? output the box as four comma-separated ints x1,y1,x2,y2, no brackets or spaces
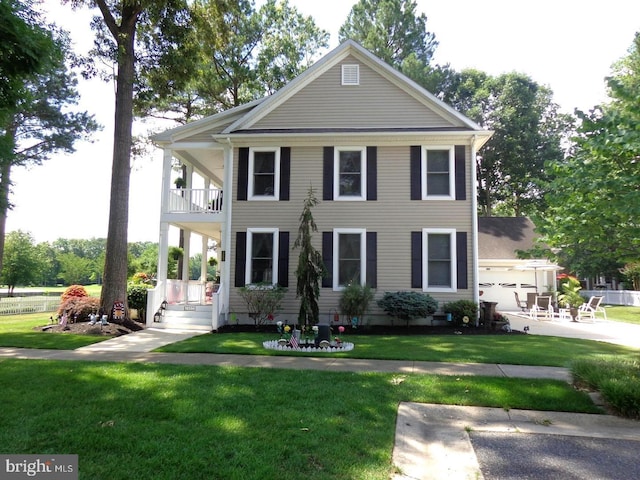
100,10,138,323
0,160,11,274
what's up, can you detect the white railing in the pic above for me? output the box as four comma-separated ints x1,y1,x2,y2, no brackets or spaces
0,296,61,315
146,280,166,326
168,188,223,214
582,290,640,306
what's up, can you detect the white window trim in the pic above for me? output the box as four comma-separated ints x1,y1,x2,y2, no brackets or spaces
248,147,280,201
333,228,366,291
245,228,279,286
334,146,367,201
422,146,455,200
422,228,456,293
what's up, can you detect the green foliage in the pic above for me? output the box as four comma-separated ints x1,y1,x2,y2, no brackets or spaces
535,33,640,275
443,300,478,326
1,230,40,293
620,262,640,290
137,0,329,122
61,284,88,303
339,0,437,69
557,274,585,309
377,291,438,326
571,356,640,419
127,283,150,312
445,71,572,216
339,282,374,321
238,284,286,326
293,186,326,324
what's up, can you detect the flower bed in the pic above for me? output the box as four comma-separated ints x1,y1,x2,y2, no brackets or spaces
262,340,354,353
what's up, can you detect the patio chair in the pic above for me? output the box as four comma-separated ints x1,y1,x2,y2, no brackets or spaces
529,295,553,321
514,292,527,312
577,296,606,322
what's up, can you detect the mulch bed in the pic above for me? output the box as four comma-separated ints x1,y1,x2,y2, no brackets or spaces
35,318,145,336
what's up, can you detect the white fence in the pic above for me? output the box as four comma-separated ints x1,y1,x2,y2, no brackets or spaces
582,290,640,306
0,296,61,315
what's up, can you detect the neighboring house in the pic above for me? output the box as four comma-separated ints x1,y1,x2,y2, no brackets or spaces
478,217,561,311
148,40,492,330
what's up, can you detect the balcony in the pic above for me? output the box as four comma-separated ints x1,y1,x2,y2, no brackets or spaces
167,188,223,214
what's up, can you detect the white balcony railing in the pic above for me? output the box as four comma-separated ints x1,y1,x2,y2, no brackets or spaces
168,188,223,214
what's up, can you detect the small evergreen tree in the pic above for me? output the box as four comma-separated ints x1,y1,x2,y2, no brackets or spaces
294,186,326,326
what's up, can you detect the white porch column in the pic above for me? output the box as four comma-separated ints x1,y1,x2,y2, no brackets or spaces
182,228,191,282
221,140,234,314
201,236,209,281
157,148,174,284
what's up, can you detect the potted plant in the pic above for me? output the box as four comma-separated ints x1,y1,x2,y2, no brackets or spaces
557,274,584,321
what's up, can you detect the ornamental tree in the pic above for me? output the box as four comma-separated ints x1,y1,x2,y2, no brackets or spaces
293,186,326,325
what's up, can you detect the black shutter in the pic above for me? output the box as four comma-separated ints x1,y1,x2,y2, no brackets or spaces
278,231,289,287
366,146,377,201
455,145,466,201
456,231,468,289
234,232,247,287
280,147,290,201
322,231,333,288
411,231,422,288
366,232,377,288
410,146,421,200
323,147,334,201
237,148,249,201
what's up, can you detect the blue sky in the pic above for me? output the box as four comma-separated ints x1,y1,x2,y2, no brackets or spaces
7,0,640,244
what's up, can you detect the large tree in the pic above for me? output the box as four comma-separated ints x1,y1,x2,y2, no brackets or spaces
535,33,640,277
1,230,40,295
69,0,199,320
338,0,437,70
0,4,98,274
136,0,329,125
444,71,572,216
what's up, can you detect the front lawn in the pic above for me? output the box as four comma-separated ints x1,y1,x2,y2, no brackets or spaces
0,313,110,349
0,358,599,480
602,305,640,325
157,331,639,367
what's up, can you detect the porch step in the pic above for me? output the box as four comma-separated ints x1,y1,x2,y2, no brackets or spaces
153,304,213,331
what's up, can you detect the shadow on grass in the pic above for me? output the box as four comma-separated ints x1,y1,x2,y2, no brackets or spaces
0,359,598,480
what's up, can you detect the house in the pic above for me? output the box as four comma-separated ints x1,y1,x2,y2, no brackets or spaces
478,216,561,310
147,40,493,330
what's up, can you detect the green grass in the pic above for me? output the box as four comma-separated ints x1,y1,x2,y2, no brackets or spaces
157,332,639,367
0,312,109,349
0,359,599,480
571,356,640,418
603,305,640,325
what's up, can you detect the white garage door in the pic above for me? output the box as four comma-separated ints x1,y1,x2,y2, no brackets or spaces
478,270,537,311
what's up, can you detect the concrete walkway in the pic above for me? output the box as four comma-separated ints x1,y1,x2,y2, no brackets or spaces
2,322,639,480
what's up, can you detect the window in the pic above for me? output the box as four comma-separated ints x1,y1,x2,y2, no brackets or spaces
423,228,456,292
246,228,279,284
342,64,359,85
422,147,454,199
249,148,280,200
334,147,367,200
333,228,366,289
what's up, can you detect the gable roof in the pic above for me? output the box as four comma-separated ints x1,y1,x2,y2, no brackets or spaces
153,40,492,148
478,217,542,259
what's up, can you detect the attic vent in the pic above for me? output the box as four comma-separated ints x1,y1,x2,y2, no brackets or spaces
341,64,360,85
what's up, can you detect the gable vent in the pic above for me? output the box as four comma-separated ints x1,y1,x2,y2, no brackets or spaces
342,64,360,85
